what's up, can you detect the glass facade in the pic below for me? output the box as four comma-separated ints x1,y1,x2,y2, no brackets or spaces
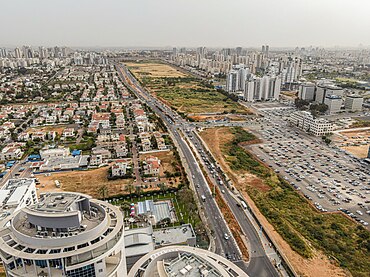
66,263,96,277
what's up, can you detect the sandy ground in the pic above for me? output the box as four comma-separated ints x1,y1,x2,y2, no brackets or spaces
188,114,249,122
333,129,370,158
125,62,187,78
26,126,65,135
36,166,134,198
200,127,348,277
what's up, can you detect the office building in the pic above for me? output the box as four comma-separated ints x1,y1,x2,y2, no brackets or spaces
315,84,343,104
298,82,315,101
128,246,247,277
289,111,334,136
344,94,363,112
0,192,126,277
324,95,342,114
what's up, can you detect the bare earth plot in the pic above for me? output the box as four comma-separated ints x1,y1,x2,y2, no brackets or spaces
200,127,354,277
37,167,134,198
333,129,370,158
125,62,187,78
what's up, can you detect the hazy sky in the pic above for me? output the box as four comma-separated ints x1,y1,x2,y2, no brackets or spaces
1,0,370,48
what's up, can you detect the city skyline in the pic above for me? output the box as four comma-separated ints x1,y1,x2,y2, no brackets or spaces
1,0,370,48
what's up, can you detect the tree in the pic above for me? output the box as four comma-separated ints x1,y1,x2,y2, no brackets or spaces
294,98,309,110
98,185,108,200
135,186,142,195
125,184,134,195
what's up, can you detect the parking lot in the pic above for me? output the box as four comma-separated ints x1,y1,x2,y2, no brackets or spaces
247,108,370,229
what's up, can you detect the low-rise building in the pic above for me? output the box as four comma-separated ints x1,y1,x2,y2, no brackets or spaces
0,142,25,161
289,111,334,136
143,156,161,176
111,159,132,177
40,146,70,160
0,178,37,227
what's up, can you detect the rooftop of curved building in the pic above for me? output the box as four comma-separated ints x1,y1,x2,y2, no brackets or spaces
128,245,248,277
0,192,124,261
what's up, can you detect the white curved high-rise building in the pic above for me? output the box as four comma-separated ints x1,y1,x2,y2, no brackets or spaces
128,245,248,277
0,192,126,277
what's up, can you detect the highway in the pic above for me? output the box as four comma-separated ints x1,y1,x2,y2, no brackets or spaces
115,62,280,276
115,64,242,260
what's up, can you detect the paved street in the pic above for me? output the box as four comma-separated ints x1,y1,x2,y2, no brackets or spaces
115,62,280,276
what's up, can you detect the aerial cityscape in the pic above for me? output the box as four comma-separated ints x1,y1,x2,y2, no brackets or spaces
0,1,369,277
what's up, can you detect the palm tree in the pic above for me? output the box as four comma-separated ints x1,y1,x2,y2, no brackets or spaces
98,185,108,200
125,184,134,195
135,186,142,195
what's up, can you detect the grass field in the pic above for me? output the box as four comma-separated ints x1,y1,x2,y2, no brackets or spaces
200,127,370,277
126,61,250,116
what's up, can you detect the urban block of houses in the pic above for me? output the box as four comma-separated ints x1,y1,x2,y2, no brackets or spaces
0,142,25,161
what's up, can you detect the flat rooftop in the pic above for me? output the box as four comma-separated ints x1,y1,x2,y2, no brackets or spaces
34,192,81,213
2,178,35,191
164,253,222,277
153,225,195,246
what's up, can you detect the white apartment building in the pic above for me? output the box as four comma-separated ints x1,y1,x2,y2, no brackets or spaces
345,94,363,112
243,75,281,102
40,146,70,160
289,111,334,136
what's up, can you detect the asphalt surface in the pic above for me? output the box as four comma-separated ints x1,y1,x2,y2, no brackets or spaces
246,108,370,230
115,63,280,276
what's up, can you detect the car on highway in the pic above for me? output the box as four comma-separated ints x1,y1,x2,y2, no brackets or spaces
224,233,229,240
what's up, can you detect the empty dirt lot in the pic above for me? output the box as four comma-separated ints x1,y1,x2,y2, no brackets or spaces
125,62,187,79
334,129,370,158
37,166,134,198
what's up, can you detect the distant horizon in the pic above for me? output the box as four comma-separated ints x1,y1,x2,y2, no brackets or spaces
1,44,370,51
1,0,369,48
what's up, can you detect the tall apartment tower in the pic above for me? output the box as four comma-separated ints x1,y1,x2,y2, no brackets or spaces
14,47,22,58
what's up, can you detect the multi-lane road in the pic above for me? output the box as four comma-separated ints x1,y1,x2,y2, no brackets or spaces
115,62,281,277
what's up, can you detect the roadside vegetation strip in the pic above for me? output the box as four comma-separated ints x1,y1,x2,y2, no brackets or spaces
184,134,249,261
202,126,370,277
